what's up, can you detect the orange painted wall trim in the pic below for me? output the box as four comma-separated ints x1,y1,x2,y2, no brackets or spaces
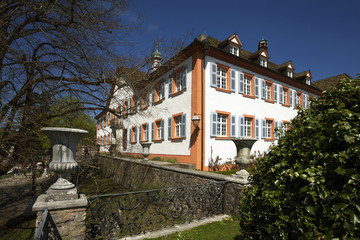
190,50,206,170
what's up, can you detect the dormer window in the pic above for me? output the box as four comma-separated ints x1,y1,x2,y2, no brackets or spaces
306,79,310,85
287,71,293,78
260,59,267,67
230,46,239,56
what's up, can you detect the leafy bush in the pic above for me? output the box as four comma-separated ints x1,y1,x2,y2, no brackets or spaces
237,77,360,239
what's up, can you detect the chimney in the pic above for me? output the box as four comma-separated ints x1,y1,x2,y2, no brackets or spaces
258,38,268,51
197,34,207,42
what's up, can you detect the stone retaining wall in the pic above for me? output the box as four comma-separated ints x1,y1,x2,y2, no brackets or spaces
97,155,247,217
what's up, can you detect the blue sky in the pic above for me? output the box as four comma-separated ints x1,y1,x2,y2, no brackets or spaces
125,0,359,82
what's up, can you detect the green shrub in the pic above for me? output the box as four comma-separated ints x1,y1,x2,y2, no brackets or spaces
151,157,161,161
237,77,360,239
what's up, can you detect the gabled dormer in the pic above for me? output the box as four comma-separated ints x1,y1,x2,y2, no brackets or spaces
277,61,295,78
295,70,312,85
218,33,242,57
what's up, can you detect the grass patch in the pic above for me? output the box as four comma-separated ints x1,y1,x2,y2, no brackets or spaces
0,173,12,180
147,218,240,240
214,169,238,176
79,173,127,196
0,216,36,240
151,157,177,163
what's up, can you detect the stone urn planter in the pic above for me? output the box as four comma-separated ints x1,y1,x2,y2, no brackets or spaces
140,142,152,161
229,138,257,184
41,127,88,200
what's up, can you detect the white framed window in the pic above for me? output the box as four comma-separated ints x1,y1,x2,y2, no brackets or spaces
260,59,267,67
217,67,227,89
295,92,301,106
306,79,311,85
170,66,187,96
230,46,239,56
174,116,181,137
216,114,227,136
244,117,252,137
265,82,271,100
244,75,252,95
156,122,161,139
287,71,293,78
261,118,274,140
266,120,272,138
211,112,235,138
175,71,182,92
283,88,288,105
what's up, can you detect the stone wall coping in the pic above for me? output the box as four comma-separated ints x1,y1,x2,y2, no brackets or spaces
32,193,88,212
98,155,245,184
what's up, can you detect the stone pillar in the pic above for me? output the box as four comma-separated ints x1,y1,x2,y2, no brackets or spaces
33,195,88,240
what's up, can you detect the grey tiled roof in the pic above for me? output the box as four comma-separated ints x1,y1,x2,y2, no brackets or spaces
312,73,352,91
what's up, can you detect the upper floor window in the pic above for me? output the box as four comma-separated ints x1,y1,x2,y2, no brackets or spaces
244,75,252,95
287,71,293,78
295,91,302,107
230,46,239,56
153,80,165,104
260,59,267,67
239,72,256,98
210,63,235,93
280,86,290,107
265,82,272,100
169,66,187,97
306,79,311,85
217,67,227,89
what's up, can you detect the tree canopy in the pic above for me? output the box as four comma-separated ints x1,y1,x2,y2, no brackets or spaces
0,0,137,168
237,77,360,239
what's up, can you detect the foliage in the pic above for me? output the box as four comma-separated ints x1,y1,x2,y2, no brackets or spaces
237,77,360,239
146,218,240,240
208,156,238,172
151,157,177,163
40,96,96,150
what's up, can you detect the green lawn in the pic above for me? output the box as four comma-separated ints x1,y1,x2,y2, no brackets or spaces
147,218,240,240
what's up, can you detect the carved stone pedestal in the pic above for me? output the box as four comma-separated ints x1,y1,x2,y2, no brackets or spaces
33,127,88,239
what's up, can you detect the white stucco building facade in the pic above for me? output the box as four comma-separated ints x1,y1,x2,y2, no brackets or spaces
96,34,321,170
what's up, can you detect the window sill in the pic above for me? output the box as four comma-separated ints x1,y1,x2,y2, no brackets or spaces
154,139,163,143
170,89,185,97
215,136,231,140
215,87,232,94
264,99,275,104
243,94,256,99
265,138,275,142
140,106,148,110
140,140,148,143
282,104,290,108
130,141,137,144
171,137,184,142
153,99,163,105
